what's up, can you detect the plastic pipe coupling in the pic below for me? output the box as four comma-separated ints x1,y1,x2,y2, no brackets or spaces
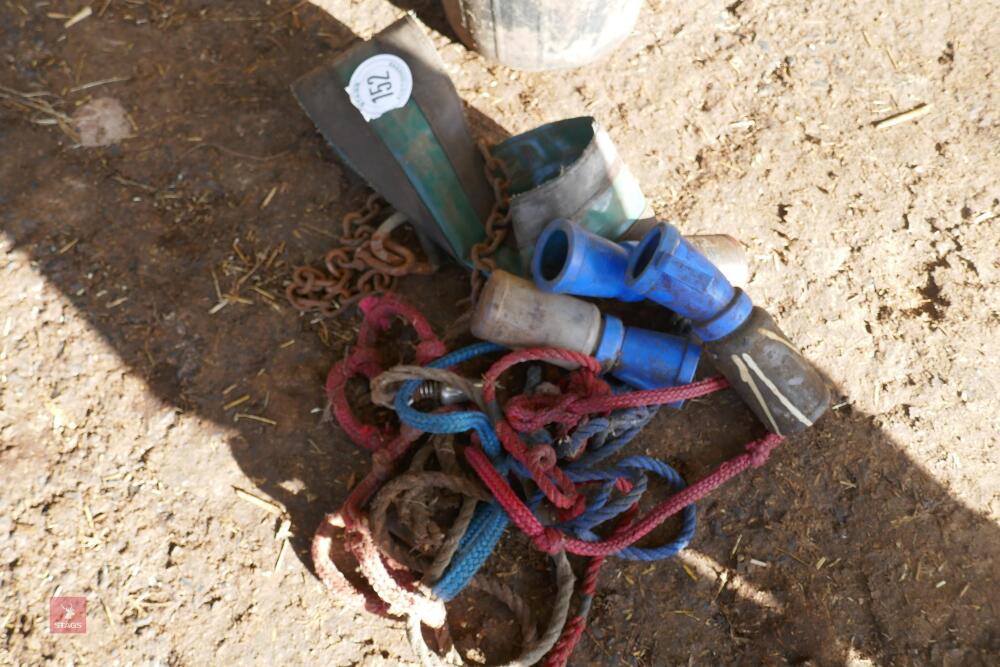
532,219,750,302
471,271,700,404
624,223,830,435
532,218,645,301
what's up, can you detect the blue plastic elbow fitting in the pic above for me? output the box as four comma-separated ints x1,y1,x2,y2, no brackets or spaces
595,315,701,404
532,219,645,302
625,222,752,341
623,224,831,436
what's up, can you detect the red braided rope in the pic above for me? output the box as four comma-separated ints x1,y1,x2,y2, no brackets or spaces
314,294,448,616
481,347,603,403
544,504,638,665
324,294,447,451
475,347,738,530
312,512,391,616
326,348,390,451
495,421,582,511
357,294,448,364
507,375,731,432
466,432,784,557
481,346,731,433
545,616,586,667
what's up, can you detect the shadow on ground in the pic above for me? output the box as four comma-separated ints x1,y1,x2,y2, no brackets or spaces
1,1,997,664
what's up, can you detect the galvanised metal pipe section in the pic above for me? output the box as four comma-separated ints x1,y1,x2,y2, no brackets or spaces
471,272,700,406
625,222,830,435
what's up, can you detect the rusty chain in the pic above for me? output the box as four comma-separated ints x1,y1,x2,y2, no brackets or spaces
468,140,512,303
287,141,510,315
286,193,434,316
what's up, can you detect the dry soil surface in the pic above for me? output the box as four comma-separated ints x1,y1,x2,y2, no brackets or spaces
1,1,999,665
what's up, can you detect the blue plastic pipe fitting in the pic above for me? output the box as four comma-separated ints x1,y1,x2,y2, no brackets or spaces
595,313,701,397
470,271,701,403
532,219,645,301
624,222,753,341
531,218,752,306
624,223,831,435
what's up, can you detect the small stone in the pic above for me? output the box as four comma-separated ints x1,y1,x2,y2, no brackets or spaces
71,97,134,147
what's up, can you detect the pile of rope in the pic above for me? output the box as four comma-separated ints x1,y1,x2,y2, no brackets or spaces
313,294,783,665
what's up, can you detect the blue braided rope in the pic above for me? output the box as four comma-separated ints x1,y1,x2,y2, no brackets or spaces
559,467,648,532
570,403,659,467
570,456,696,561
566,479,618,525
393,342,506,459
515,456,693,555
513,457,692,560
390,342,512,601
559,417,609,459
433,503,508,600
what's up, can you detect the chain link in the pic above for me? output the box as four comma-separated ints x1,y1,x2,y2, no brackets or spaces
289,142,510,314
468,140,512,303
286,194,433,316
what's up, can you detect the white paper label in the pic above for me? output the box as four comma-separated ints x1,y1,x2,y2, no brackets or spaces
345,54,413,122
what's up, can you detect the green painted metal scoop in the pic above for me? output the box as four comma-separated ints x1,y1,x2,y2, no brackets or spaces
293,16,648,277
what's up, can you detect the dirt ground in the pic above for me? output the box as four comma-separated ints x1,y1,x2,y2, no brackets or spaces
2,0,999,665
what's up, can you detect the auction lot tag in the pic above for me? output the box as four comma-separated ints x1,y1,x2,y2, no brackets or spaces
345,54,413,121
